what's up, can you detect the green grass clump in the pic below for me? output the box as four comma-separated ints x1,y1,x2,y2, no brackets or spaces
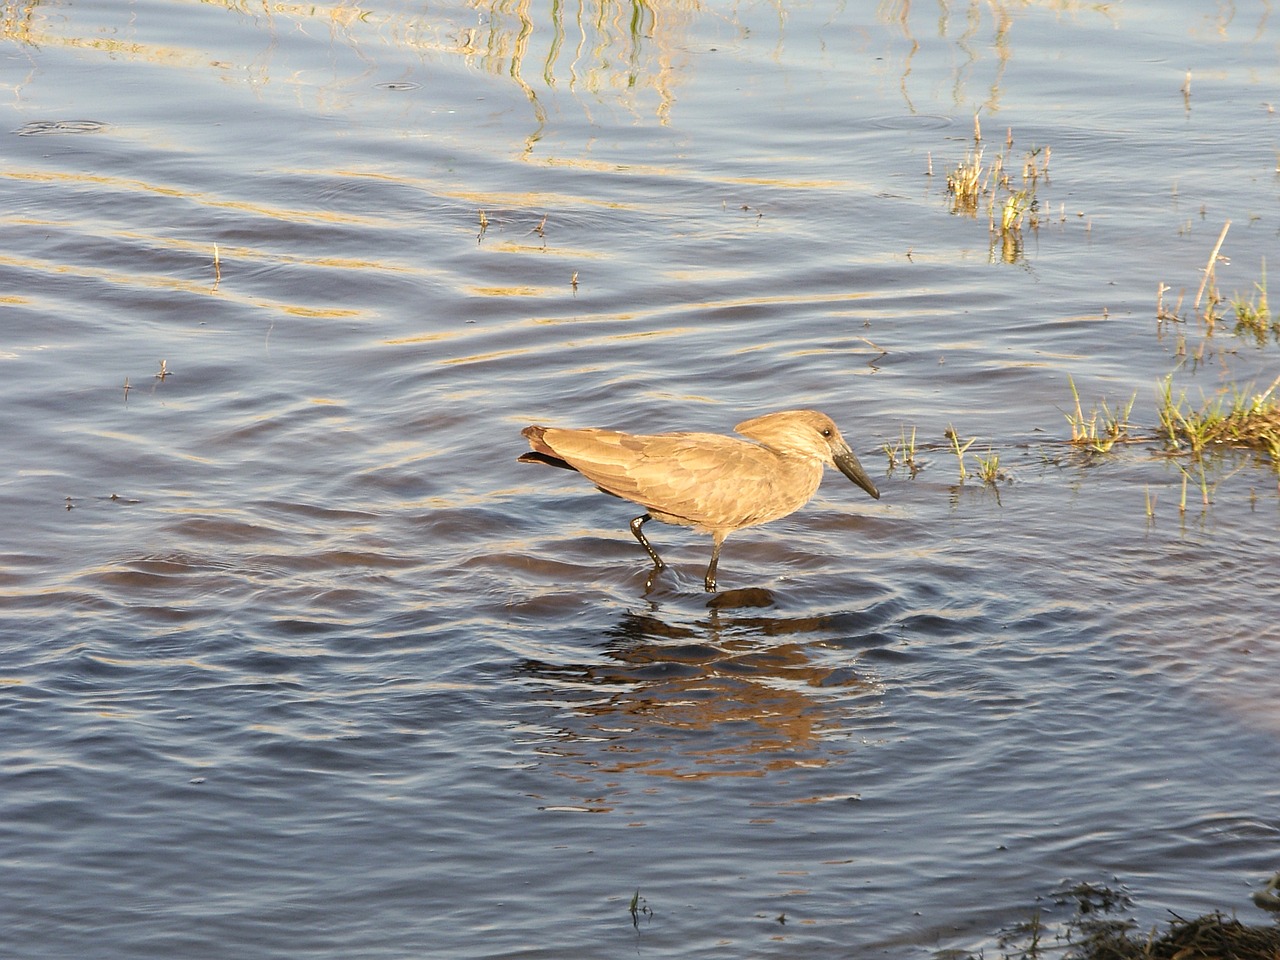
1065,375,1136,453
945,425,978,482
940,127,1052,263
976,447,1002,485
1231,259,1279,345
1158,375,1280,466
883,425,919,476
946,148,986,215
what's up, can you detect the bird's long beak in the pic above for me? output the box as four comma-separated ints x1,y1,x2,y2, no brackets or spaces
834,446,881,500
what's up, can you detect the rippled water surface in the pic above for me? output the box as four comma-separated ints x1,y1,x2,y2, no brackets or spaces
3,1,1279,957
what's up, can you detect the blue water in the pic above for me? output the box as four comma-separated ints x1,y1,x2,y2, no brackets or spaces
2,2,1279,957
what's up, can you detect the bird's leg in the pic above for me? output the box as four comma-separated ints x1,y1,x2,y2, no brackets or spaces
629,514,665,570
704,534,725,593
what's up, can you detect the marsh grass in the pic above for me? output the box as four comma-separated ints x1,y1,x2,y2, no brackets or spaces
1176,460,1215,512
1231,259,1277,345
942,127,1051,263
946,425,978,482
1157,374,1280,467
976,447,1002,485
1059,377,1279,498
1065,375,1137,453
883,425,919,476
940,428,1004,486
1158,223,1238,335
946,147,986,215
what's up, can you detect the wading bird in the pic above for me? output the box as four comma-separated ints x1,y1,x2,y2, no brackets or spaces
518,409,881,591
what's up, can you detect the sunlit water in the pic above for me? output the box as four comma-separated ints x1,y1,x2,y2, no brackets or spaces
2,1,1278,957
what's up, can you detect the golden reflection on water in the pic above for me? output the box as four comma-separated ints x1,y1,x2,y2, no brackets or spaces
1,0,1263,136
467,0,695,128
1,164,432,317
3,171,390,228
0,247,368,320
2,0,694,126
518,607,880,791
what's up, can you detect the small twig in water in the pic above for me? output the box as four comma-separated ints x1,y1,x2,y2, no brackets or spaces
1156,282,1186,323
1194,220,1231,311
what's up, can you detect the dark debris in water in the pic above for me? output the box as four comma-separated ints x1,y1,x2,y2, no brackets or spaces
967,880,1280,960
1052,880,1135,916
1065,911,1280,960
1149,912,1280,960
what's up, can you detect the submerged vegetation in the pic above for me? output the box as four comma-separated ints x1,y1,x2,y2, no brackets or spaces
911,127,1280,495
1136,235,1280,480
938,117,1055,263
1148,241,1280,472
1157,228,1280,351
964,880,1280,960
975,447,1003,485
1231,260,1279,346
1054,237,1280,484
1158,375,1280,463
887,369,1279,495
945,424,978,482
1065,375,1136,454
1054,373,1280,492
883,425,919,476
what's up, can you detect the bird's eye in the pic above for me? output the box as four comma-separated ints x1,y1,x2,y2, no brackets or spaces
821,428,832,438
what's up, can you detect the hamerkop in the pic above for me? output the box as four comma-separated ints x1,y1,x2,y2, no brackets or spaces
518,409,881,591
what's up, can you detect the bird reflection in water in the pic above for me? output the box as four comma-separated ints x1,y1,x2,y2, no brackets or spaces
514,604,888,804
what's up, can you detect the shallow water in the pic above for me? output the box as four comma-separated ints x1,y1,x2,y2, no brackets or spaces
2,1,1279,957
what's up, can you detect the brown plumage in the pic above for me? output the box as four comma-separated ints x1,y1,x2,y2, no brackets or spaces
518,409,881,591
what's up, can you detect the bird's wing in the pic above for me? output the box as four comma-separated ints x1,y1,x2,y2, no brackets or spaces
539,429,799,530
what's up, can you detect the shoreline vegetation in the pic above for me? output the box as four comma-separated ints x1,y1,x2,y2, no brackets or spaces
955,879,1280,960
929,138,1280,488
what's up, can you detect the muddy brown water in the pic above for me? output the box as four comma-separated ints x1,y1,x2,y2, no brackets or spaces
2,2,1278,958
